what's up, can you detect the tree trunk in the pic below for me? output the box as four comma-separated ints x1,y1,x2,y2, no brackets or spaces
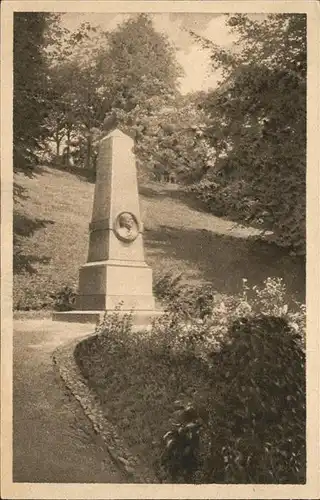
55,126,61,157
66,125,71,165
85,132,92,170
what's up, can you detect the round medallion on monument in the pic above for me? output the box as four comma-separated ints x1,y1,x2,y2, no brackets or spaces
114,212,140,242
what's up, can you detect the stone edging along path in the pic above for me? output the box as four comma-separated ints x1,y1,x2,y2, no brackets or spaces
52,333,157,484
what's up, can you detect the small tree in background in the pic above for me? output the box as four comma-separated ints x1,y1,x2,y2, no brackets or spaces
43,21,108,169
134,95,216,184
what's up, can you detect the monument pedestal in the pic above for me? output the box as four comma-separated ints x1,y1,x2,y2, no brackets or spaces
76,259,155,311
52,127,161,330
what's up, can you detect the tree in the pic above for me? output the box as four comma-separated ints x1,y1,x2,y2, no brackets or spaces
134,95,215,183
13,13,55,173
98,14,183,137
189,14,306,254
42,14,184,171
42,20,108,168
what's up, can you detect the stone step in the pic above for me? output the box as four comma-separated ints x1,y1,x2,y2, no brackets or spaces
52,310,163,330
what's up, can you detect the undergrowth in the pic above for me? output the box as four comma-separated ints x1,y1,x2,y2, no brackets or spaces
75,276,306,484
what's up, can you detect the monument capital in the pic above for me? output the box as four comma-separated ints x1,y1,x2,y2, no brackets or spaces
103,127,134,141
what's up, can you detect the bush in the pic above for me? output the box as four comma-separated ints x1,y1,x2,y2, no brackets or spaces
189,177,305,255
152,275,305,364
74,275,305,484
95,303,134,339
204,314,305,483
50,285,77,311
153,272,216,320
189,179,262,221
153,272,185,303
13,278,78,311
157,278,306,483
13,276,55,310
76,304,135,378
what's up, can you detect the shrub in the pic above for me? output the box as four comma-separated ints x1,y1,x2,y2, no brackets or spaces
204,315,306,483
13,278,78,311
14,283,51,310
189,179,259,221
153,276,305,364
74,275,305,484
160,401,206,483
158,278,306,483
94,303,135,354
153,271,215,320
75,304,135,382
13,275,56,310
153,272,185,303
189,176,305,255
50,285,77,311
95,303,134,336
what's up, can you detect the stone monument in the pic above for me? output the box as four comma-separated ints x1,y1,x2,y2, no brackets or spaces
53,127,159,327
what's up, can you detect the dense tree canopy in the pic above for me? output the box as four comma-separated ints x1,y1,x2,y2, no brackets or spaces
41,14,184,169
13,13,53,173
133,95,215,183
99,14,182,117
189,14,306,254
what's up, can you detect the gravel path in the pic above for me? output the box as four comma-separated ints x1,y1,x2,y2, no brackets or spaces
13,319,125,483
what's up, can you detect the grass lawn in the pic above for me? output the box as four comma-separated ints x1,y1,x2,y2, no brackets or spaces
14,165,305,309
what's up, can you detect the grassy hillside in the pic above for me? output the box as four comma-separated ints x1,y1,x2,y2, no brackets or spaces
13,166,305,310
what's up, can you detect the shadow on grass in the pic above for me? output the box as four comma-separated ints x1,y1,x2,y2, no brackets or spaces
166,187,213,214
145,225,305,305
13,163,49,204
47,163,96,184
13,213,55,274
13,182,29,204
139,182,233,216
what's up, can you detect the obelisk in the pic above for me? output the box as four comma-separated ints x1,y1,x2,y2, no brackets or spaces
53,127,158,326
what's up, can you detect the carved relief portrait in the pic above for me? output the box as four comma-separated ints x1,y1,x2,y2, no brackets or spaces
114,212,139,242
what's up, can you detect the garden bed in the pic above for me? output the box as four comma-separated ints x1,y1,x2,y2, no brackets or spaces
74,280,306,484
74,328,216,481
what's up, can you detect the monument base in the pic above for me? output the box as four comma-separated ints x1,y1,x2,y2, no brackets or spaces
52,309,163,330
76,259,155,311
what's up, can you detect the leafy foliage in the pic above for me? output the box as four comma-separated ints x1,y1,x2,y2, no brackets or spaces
42,13,184,171
190,14,306,254
153,272,216,320
98,14,187,176
155,278,306,483
75,276,306,484
50,285,77,311
134,96,215,183
13,13,54,173
100,14,182,110
153,272,185,303
13,279,77,311
43,21,108,168
160,315,305,484
152,275,305,364
161,402,204,483
95,303,134,342
13,278,53,311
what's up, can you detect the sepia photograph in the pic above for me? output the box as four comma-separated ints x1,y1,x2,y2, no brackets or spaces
1,1,319,499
